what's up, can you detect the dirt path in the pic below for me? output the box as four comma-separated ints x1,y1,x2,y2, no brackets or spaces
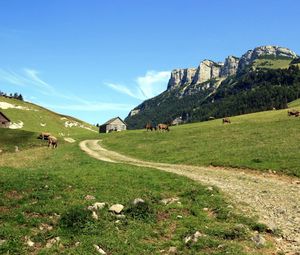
80,139,300,254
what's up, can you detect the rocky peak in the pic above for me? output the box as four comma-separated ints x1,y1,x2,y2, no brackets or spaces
166,46,297,93
238,45,297,71
167,68,197,90
221,56,239,76
192,60,222,85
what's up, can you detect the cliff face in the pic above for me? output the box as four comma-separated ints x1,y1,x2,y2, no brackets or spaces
167,68,197,90
238,46,297,72
126,45,298,128
167,57,240,92
221,56,240,76
166,46,298,93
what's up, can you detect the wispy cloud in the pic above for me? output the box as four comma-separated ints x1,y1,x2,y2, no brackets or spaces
136,71,170,99
23,68,55,93
44,102,133,112
106,70,170,100
0,68,55,95
0,68,133,112
106,82,143,100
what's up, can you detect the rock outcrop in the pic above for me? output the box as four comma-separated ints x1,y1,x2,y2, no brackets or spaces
126,45,299,126
167,46,297,92
192,60,222,84
167,68,197,90
221,56,239,76
238,46,297,72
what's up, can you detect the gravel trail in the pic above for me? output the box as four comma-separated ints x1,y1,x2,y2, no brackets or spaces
80,139,300,254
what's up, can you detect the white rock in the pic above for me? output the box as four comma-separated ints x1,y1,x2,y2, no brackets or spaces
93,202,106,210
0,239,6,246
160,197,180,205
109,204,124,214
92,211,98,220
133,198,145,205
168,246,177,253
184,235,192,244
26,237,34,247
46,237,60,248
93,244,106,254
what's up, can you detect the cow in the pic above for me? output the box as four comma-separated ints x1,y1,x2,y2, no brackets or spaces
145,123,154,131
48,136,58,148
222,117,231,124
38,132,51,140
157,123,170,132
288,109,300,117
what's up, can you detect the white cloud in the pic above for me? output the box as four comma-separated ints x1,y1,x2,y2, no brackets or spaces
136,70,170,99
106,70,170,100
44,102,133,112
106,82,143,100
0,68,133,112
23,68,55,93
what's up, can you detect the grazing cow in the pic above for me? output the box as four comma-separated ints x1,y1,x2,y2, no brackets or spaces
145,123,154,131
38,132,51,140
222,117,231,124
287,109,300,117
48,136,58,148
157,123,170,132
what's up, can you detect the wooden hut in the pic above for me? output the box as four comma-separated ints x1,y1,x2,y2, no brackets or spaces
0,112,11,128
99,117,127,133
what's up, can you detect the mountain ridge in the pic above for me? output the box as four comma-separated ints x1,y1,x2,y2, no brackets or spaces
126,45,299,129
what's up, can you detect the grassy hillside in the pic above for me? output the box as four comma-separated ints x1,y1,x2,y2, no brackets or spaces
0,96,97,138
0,136,274,254
0,129,45,153
0,100,276,254
102,103,300,177
252,58,292,70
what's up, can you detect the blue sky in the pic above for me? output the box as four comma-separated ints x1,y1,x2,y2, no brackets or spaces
0,0,299,124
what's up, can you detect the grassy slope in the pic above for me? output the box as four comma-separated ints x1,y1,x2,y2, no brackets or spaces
102,103,300,177
0,98,275,254
253,58,292,70
0,129,44,152
0,96,97,138
0,137,274,255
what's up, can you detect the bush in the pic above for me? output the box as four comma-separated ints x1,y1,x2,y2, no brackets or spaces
59,205,92,231
125,201,155,222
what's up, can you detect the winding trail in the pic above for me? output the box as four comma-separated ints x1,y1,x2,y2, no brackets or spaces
80,139,300,254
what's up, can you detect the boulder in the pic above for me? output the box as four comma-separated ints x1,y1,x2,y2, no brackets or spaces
109,204,124,214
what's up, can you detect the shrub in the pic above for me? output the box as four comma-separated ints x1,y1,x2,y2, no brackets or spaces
59,205,92,231
125,201,155,222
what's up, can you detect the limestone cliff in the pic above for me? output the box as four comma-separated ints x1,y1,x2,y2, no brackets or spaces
238,46,297,72
126,45,299,127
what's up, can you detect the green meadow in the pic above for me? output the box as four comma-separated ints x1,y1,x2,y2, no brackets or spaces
101,103,300,177
0,132,274,255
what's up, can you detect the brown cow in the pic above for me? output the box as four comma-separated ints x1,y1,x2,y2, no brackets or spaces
145,123,154,131
38,132,51,140
157,123,169,132
48,136,58,148
222,117,231,124
288,109,300,117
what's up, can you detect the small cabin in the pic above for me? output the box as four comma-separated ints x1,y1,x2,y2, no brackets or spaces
99,117,127,133
171,116,183,126
0,112,11,128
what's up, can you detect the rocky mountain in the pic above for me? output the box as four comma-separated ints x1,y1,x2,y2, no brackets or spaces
126,46,299,129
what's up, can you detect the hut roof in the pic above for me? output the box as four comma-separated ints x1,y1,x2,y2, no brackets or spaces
0,111,11,122
101,116,126,126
